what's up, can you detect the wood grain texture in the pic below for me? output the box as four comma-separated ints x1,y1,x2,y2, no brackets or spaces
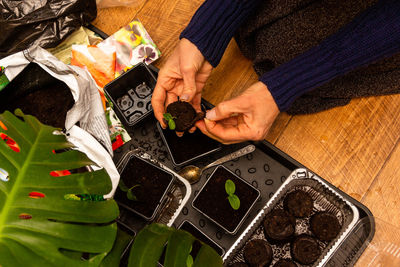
92,0,147,35
362,138,400,228
274,95,400,201
92,0,400,260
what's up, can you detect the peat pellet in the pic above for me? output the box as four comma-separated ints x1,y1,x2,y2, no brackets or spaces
310,211,342,242
291,234,321,265
243,239,273,267
283,190,314,218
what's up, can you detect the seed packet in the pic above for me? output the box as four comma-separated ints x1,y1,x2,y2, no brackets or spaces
98,19,161,77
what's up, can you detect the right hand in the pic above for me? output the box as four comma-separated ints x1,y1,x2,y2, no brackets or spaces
151,38,213,132
196,82,280,144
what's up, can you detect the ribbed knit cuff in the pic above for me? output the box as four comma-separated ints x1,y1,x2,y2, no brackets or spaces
180,0,259,67
261,0,400,111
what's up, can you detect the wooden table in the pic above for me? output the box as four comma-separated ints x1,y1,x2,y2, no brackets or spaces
93,0,400,264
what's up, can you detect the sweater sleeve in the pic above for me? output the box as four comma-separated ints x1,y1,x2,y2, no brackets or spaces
260,0,400,111
180,0,260,67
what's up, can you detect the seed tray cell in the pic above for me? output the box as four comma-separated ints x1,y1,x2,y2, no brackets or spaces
104,62,156,127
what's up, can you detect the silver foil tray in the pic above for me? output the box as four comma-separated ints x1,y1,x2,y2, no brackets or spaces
223,168,360,266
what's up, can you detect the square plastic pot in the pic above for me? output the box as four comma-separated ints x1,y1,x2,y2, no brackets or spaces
192,165,260,235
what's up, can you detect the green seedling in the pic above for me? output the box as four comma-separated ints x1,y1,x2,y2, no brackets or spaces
186,245,194,267
225,179,240,210
119,180,140,201
163,113,176,130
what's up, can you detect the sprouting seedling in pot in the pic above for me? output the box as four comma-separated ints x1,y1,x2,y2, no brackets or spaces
186,245,193,267
163,113,176,130
119,180,140,201
225,179,240,210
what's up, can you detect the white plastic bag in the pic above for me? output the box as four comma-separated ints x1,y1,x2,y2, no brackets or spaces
0,46,120,198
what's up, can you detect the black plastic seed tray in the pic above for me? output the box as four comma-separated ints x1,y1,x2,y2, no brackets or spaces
104,62,156,127
112,102,374,266
157,123,222,166
105,66,374,266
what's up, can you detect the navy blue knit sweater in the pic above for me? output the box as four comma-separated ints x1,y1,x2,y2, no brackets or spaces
180,0,400,111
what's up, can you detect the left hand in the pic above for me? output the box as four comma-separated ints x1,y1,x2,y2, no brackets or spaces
151,38,213,134
196,82,279,144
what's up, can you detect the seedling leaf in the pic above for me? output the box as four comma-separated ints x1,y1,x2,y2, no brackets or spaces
186,254,194,267
127,184,140,201
225,179,236,195
163,113,176,130
168,119,176,130
119,180,129,192
228,195,240,210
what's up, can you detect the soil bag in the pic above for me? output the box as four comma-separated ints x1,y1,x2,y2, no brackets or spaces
0,46,119,198
0,0,97,58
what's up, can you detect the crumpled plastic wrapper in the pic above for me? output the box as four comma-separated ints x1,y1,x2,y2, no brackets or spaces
0,0,97,58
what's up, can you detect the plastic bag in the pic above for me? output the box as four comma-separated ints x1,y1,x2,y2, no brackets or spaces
0,46,119,197
0,0,97,58
96,0,144,8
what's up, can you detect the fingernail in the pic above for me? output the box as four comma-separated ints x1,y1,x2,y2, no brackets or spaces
206,109,216,120
204,118,216,127
180,94,190,101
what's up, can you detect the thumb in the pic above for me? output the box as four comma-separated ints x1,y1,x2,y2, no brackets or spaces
180,66,197,102
206,96,248,121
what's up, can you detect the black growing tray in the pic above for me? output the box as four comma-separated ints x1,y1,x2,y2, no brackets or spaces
112,101,374,267
88,24,374,266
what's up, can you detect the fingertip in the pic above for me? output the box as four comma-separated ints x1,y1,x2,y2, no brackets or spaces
204,118,216,129
176,131,184,137
205,109,216,120
188,126,196,133
180,94,190,102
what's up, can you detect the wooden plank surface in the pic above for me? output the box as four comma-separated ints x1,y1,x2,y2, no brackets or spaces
92,0,400,262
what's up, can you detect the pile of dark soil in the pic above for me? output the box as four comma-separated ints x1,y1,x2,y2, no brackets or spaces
0,63,74,128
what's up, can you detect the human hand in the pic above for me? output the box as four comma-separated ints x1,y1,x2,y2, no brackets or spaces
196,82,279,144
151,38,213,133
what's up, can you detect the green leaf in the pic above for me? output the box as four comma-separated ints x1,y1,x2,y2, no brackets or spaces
128,223,173,267
228,194,241,210
163,113,176,130
168,119,176,130
225,179,236,195
127,189,137,201
192,244,223,267
163,113,173,121
119,179,129,192
186,255,194,267
164,229,194,267
0,110,119,266
100,227,134,267
128,224,223,267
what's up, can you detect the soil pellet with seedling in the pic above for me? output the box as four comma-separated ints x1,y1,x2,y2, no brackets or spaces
165,101,205,132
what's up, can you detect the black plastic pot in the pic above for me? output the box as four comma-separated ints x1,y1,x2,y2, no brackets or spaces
156,123,221,166
178,220,225,256
114,153,174,221
192,165,260,235
104,62,156,127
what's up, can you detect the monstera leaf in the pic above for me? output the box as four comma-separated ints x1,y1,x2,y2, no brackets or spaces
129,223,223,267
0,110,119,266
